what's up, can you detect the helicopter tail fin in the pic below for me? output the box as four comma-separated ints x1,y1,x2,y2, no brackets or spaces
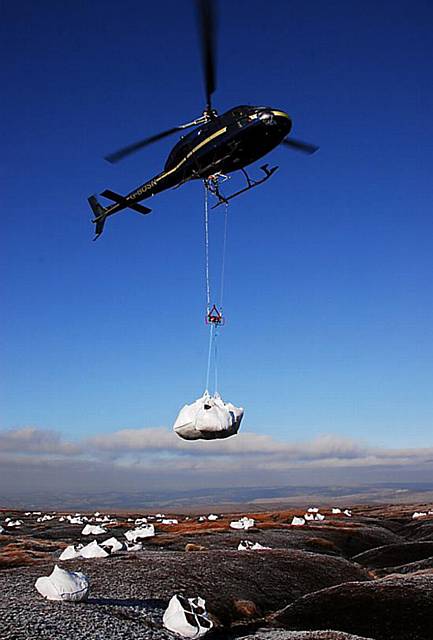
88,195,108,241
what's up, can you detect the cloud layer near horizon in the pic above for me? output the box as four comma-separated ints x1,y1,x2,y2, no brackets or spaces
1,425,433,496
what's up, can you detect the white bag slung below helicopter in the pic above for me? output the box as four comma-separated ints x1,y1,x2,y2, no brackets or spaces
173,392,244,440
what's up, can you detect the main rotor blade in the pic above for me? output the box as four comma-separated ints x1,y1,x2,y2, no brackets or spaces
105,127,185,164
282,138,319,155
197,0,217,112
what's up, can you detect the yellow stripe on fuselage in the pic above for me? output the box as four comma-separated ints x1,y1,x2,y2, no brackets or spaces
154,126,228,184
271,110,290,119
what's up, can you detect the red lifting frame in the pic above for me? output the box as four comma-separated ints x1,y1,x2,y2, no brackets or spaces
206,304,225,326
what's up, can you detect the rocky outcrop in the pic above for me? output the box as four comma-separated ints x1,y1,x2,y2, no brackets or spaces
375,557,433,577
239,631,375,640
352,541,433,569
271,573,433,640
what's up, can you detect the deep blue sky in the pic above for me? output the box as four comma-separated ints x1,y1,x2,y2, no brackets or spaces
2,0,432,449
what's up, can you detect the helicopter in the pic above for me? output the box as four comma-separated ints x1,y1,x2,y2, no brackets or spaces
88,0,319,240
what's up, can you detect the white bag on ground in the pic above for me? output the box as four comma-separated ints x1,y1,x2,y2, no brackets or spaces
238,540,271,550
125,524,155,542
81,524,107,536
125,541,143,551
163,594,213,638
173,391,243,441
35,565,89,602
79,540,109,558
230,517,255,530
101,536,123,553
59,544,83,560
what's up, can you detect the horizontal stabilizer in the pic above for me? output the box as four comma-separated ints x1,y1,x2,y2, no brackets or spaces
101,188,127,202
101,189,152,215
127,202,152,215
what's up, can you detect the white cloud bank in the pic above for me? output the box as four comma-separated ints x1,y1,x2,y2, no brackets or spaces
1,425,433,496
0,427,81,455
1,425,433,467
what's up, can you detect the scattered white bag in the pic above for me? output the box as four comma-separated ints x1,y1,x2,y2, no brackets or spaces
101,537,123,553
59,544,83,560
230,517,255,530
125,541,143,552
79,540,109,558
238,540,270,551
7,520,23,528
413,511,427,519
81,524,107,536
173,391,243,441
207,514,218,521
125,524,155,542
291,516,305,526
35,565,89,602
37,515,55,522
163,594,213,638
304,512,325,521
332,508,341,514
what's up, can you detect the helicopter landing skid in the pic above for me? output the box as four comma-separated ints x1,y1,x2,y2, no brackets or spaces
208,164,279,208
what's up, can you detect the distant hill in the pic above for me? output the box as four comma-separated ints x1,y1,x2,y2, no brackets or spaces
2,482,433,511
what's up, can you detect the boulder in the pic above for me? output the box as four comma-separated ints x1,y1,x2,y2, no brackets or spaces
185,543,208,552
233,599,259,618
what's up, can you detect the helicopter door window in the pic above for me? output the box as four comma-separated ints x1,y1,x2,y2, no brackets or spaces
237,115,252,128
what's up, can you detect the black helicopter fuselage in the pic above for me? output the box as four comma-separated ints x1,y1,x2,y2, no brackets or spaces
103,105,291,214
